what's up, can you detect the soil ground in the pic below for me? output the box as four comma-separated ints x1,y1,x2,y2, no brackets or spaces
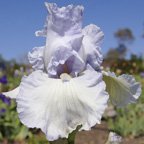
76,121,109,144
75,121,144,144
1,121,144,144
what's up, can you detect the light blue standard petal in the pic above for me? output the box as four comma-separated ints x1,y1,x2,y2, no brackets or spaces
47,47,85,78
44,2,84,35
42,2,85,77
36,2,84,38
103,71,141,107
28,46,45,71
81,24,104,70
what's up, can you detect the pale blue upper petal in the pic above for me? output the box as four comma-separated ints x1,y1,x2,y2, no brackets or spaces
47,47,85,78
28,46,44,70
36,3,85,77
44,2,83,36
33,3,105,77
81,24,104,70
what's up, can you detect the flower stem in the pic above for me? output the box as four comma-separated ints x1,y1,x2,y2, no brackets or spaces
49,125,82,144
49,134,75,144
67,127,79,144
67,136,75,144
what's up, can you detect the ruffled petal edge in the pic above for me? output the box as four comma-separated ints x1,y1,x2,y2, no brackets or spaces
103,71,141,107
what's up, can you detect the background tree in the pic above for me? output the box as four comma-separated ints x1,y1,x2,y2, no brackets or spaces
106,28,134,60
115,28,134,43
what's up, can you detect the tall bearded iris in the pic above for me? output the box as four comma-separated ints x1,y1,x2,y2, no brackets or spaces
3,2,141,142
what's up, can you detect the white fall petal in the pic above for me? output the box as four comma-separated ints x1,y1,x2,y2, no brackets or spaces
16,68,108,141
3,86,20,99
103,71,141,107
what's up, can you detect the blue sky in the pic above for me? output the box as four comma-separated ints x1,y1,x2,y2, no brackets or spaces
0,0,144,60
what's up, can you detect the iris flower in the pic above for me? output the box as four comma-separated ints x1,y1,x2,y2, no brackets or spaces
3,2,141,142
0,94,11,105
0,75,7,84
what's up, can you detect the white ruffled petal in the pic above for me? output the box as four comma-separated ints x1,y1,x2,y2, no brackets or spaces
28,46,44,70
81,24,104,70
16,69,108,141
103,71,141,107
3,86,20,99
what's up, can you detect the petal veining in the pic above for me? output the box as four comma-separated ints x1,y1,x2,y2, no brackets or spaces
16,69,108,141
